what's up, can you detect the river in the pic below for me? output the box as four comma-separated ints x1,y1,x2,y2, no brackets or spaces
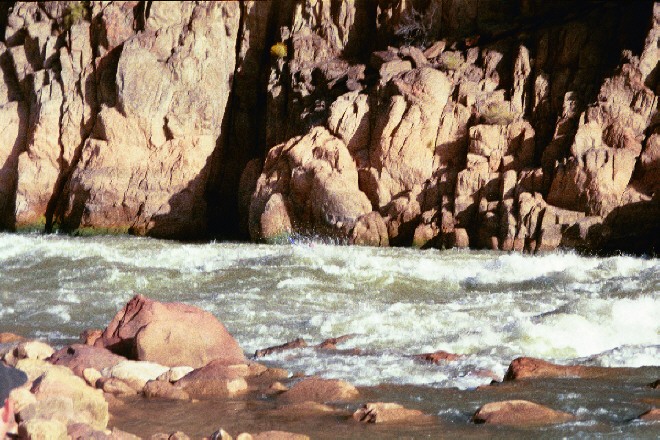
0,233,658,437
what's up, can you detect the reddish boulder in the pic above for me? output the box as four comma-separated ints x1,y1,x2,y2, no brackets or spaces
49,344,126,377
95,295,245,368
504,357,622,380
638,408,660,422
174,360,249,398
473,400,575,425
315,335,356,350
278,377,359,404
0,333,26,343
143,380,190,400
353,402,433,424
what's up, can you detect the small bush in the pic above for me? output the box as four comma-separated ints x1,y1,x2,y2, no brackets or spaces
438,51,463,71
62,1,89,31
270,42,287,59
481,101,515,125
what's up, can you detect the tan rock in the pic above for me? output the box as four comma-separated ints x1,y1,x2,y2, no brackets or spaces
327,91,370,152
158,366,195,383
14,341,54,361
103,360,170,390
250,127,372,241
29,367,109,429
96,295,245,368
143,380,190,400
473,400,575,425
97,377,139,396
278,377,359,404
18,419,68,440
80,329,103,346
353,402,432,424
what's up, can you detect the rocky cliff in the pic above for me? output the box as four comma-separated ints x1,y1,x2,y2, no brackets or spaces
0,1,657,253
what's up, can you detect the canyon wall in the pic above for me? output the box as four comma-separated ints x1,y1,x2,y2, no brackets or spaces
0,1,657,253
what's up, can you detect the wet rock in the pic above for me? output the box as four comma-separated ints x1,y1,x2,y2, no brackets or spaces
103,360,170,390
316,335,356,351
473,400,575,425
0,333,25,343
278,377,359,404
270,401,338,417
413,350,462,364
648,379,660,389
638,408,660,422
174,360,249,399
144,380,190,400
250,127,372,242
350,212,389,247
49,344,126,377
96,295,245,368
353,402,432,424
504,357,622,380
209,429,233,440
254,338,308,358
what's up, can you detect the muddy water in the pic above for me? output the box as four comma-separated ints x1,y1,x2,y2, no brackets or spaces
0,233,658,437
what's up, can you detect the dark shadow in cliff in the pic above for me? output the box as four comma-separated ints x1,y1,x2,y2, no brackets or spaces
0,47,27,230
598,199,660,256
205,0,283,241
0,102,27,231
0,2,14,43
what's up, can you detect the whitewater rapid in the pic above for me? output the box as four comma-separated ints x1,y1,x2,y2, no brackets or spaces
0,233,658,389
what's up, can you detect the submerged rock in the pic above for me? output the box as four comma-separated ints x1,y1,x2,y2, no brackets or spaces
473,400,575,425
503,357,626,380
254,339,308,358
278,377,359,404
353,402,433,424
95,295,245,368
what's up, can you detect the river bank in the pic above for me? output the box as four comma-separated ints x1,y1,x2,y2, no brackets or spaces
0,233,658,438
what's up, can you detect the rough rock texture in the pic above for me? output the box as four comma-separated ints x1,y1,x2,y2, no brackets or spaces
0,1,657,254
95,295,245,368
352,402,432,424
278,377,359,404
49,344,126,377
473,400,575,425
504,357,628,380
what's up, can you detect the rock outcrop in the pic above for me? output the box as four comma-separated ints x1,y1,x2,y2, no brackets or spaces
0,1,657,254
95,294,245,368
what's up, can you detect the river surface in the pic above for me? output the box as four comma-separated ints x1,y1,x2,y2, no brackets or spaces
0,233,658,437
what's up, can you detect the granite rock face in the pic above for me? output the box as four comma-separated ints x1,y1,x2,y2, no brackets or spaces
0,1,657,253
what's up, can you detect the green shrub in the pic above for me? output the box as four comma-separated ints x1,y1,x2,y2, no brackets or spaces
481,101,515,125
270,42,287,59
438,51,463,71
62,2,89,31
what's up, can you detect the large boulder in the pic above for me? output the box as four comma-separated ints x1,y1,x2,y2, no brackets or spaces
95,295,245,368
